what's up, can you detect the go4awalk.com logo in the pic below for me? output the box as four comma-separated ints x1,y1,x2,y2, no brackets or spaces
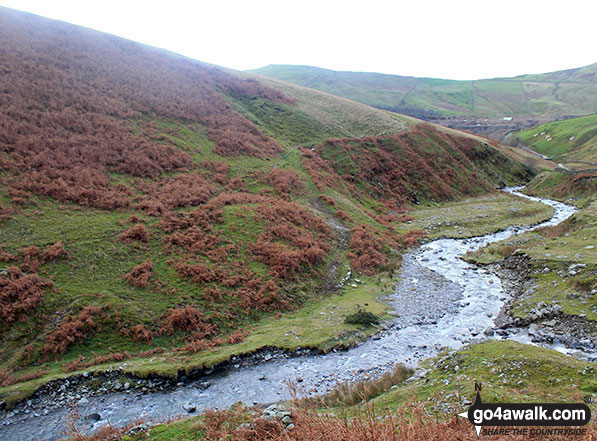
458,383,592,437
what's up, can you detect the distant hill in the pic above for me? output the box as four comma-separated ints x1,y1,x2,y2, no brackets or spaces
509,114,597,166
250,64,597,137
0,6,535,398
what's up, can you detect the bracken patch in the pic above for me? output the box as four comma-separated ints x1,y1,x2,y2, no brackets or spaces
123,260,153,288
160,305,218,340
118,224,149,243
41,306,105,358
0,266,52,323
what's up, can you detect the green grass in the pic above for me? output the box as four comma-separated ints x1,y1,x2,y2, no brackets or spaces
119,402,253,441
0,192,259,377
372,341,596,412
0,200,164,361
145,119,277,180
510,265,597,322
513,114,597,162
130,420,201,441
225,92,340,148
250,73,412,138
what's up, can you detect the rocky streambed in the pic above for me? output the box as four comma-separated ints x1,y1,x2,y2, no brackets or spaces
0,188,590,441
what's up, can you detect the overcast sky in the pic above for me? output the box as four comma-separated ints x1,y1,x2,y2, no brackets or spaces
1,0,596,80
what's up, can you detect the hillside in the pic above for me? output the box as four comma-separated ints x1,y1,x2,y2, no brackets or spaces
509,114,597,166
0,6,539,411
250,64,597,137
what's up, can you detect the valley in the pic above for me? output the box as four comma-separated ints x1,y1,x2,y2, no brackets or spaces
0,5,594,441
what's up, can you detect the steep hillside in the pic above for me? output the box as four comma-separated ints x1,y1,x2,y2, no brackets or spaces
0,7,534,398
510,114,597,165
250,64,597,136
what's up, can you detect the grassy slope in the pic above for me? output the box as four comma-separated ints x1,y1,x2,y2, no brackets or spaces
308,125,535,206
243,70,557,174
241,74,413,140
435,125,557,172
250,64,597,119
512,114,597,163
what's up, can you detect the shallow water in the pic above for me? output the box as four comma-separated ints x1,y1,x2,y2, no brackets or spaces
0,189,586,441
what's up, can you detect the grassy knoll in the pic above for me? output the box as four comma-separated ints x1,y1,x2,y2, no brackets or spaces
371,341,596,412
247,74,412,139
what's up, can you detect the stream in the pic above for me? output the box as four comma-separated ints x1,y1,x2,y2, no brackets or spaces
0,188,589,441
